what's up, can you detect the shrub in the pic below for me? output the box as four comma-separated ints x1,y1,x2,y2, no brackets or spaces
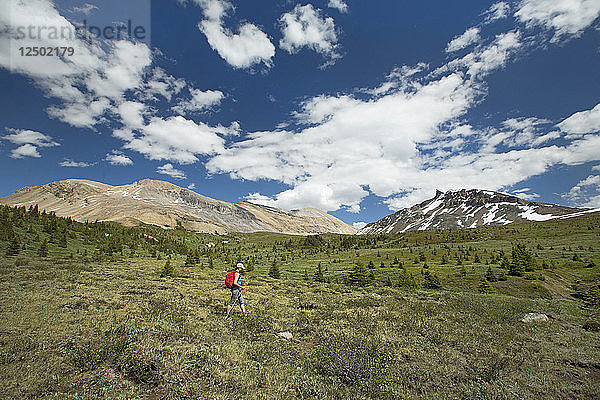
117,343,162,385
313,333,393,388
583,286,600,308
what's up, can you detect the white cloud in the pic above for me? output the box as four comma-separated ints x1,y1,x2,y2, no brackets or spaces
121,115,230,164
195,0,275,69
139,67,186,102
2,128,59,147
593,165,600,172
59,159,95,167
187,183,196,190
105,151,133,166
563,174,600,208
69,3,98,15
157,163,187,180
2,128,59,159
172,88,224,115
117,101,146,129
352,221,367,229
10,144,41,159
328,0,348,13
0,0,153,129
511,188,540,200
485,2,511,22
279,4,340,65
446,27,481,52
435,31,522,79
557,103,600,137
515,0,600,41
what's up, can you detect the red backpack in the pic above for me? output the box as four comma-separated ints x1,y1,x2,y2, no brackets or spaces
225,271,236,289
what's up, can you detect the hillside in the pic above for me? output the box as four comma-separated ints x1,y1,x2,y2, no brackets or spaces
359,189,591,234
0,179,356,235
0,204,598,398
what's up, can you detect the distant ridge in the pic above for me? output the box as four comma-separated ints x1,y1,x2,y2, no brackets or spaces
358,189,594,234
0,179,357,235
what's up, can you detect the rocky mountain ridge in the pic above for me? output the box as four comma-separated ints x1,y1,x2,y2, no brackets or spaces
358,189,593,234
0,179,357,235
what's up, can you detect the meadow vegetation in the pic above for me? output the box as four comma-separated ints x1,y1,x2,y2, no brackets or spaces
0,205,599,399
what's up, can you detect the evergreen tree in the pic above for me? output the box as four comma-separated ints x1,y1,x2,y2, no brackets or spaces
314,262,325,282
6,238,20,256
423,271,442,289
37,239,49,258
478,278,496,294
508,244,537,276
184,250,197,267
160,258,175,278
59,230,68,248
348,261,372,286
269,260,281,279
485,266,498,282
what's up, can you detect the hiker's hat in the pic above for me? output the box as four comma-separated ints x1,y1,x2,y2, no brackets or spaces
236,262,245,270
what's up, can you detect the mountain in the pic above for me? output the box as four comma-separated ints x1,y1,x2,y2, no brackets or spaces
0,179,357,235
358,189,593,234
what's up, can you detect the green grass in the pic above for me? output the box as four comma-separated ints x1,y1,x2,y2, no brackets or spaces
0,207,599,398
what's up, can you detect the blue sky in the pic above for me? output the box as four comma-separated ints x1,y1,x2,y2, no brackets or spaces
1,0,599,227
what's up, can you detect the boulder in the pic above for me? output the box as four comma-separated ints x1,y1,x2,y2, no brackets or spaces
521,313,549,323
276,331,293,340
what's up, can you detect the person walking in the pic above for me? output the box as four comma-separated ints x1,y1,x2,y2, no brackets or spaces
226,263,247,317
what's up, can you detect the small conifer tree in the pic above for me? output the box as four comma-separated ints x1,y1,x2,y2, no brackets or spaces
269,260,281,279
160,258,175,278
38,239,49,257
478,278,496,294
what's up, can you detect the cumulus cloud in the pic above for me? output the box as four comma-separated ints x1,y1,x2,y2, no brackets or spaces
557,103,600,137
157,163,187,180
446,27,481,52
187,183,196,190
2,128,59,159
194,0,275,69
10,144,41,159
328,0,348,13
279,4,340,65
59,159,95,167
121,115,231,164
172,88,225,115
117,101,146,129
105,151,133,166
515,0,600,41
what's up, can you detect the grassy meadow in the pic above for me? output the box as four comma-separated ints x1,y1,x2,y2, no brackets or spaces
0,205,599,399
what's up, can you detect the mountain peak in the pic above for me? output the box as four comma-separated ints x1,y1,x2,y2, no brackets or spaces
359,188,587,234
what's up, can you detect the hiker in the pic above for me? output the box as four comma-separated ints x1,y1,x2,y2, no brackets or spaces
226,262,247,317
